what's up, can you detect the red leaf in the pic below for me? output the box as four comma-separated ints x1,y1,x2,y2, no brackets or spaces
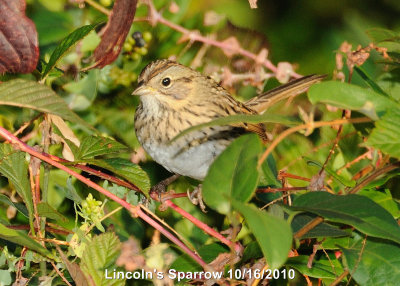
0,0,39,74
91,0,137,69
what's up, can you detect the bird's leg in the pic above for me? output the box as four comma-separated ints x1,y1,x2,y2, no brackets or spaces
150,174,181,201
188,184,207,213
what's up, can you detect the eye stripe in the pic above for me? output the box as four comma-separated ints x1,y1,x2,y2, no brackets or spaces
147,61,176,80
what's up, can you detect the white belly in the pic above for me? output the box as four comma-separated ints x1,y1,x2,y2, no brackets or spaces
142,139,225,180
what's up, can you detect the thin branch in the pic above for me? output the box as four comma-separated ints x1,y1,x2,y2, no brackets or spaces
348,162,400,194
260,193,291,210
278,172,311,182
51,261,73,286
13,114,42,137
85,206,123,235
337,151,370,175
258,117,372,167
163,199,242,253
84,0,111,16
329,270,349,286
294,217,324,239
257,186,306,193
136,0,302,78
0,126,208,269
7,225,72,236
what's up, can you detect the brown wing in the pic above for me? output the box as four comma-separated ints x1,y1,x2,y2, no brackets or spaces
217,92,269,142
245,74,326,113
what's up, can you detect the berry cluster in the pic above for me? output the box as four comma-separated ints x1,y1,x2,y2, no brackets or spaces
123,31,153,61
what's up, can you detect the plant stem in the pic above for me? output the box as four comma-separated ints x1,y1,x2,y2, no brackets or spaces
0,126,208,269
258,117,372,167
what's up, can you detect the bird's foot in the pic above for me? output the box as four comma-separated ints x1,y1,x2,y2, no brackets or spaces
188,184,207,213
149,174,180,202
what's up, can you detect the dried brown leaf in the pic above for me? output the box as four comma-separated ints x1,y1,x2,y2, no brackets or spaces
248,0,258,9
221,36,241,58
91,0,138,68
56,245,91,286
308,171,326,191
276,62,294,83
0,0,39,74
204,11,224,26
168,1,179,14
116,237,146,271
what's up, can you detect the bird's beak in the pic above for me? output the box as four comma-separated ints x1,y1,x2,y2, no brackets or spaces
132,84,155,97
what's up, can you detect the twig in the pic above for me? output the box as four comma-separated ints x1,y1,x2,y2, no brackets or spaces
257,186,306,193
337,151,370,175
348,162,400,194
13,114,42,137
28,165,40,236
136,0,302,78
34,237,70,246
84,0,111,16
250,262,269,286
260,192,291,209
329,270,349,286
0,126,208,269
294,217,324,239
85,206,123,235
258,117,372,167
285,131,357,169
51,261,73,286
346,236,367,286
319,125,343,175
163,200,242,253
6,225,72,236
278,172,311,182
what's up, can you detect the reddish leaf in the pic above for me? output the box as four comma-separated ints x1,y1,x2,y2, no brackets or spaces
92,0,137,68
0,0,39,74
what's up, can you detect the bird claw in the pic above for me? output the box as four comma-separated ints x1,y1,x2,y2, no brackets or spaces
149,182,167,202
188,184,207,213
149,174,181,202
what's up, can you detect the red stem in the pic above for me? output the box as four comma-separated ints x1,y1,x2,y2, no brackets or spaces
0,126,207,268
164,200,242,253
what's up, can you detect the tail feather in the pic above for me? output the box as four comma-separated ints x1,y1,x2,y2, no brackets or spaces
245,74,326,113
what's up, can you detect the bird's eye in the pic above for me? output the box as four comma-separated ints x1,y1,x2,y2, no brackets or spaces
161,77,171,87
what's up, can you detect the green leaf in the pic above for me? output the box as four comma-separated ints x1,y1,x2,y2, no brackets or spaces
81,232,123,286
232,200,292,269
292,192,400,244
63,70,99,111
240,241,263,264
42,23,100,79
341,237,400,286
37,202,68,222
359,189,400,219
260,154,281,187
74,136,128,160
83,158,150,196
0,194,29,218
354,66,389,97
366,108,400,159
0,144,33,223
286,255,343,279
62,177,83,204
172,114,300,141
308,81,399,120
0,223,51,258
291,213,349,239
366,28,400,43
170,243,229,273
0,270,12,285
0,79,88,126
203,134,262,214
